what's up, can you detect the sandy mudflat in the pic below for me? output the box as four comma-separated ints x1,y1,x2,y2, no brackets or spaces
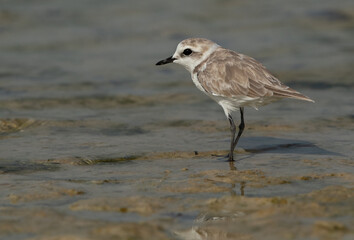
1,0,354,239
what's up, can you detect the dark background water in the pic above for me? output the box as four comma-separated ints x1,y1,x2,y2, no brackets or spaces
0,0,353,161
0,0,353,239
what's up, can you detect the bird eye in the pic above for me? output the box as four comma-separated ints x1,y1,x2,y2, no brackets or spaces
183,48,193,56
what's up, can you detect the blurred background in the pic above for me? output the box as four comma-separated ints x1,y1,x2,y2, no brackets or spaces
0,0,353,162
0,1,353,239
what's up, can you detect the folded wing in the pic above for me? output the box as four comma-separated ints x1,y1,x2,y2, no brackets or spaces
197,49,314,102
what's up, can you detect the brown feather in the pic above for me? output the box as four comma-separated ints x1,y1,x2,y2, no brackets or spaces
195,48,314,103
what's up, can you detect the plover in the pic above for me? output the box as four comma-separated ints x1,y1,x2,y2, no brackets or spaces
156,38,314,161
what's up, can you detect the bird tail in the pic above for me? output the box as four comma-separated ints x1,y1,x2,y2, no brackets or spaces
265,85,315,103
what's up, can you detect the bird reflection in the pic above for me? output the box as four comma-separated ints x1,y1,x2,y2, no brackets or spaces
175,181,246,240
228,161,236,171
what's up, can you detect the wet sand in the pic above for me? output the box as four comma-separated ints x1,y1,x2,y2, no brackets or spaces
1,117,353,239
1,152,353,239
1,0,354,239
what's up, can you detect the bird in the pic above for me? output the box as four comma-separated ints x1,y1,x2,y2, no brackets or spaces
156,38,314,162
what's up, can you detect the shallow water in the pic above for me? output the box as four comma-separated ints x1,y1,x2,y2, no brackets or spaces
0,0,353,239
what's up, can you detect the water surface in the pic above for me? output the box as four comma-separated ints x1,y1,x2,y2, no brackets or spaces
0,0,353,239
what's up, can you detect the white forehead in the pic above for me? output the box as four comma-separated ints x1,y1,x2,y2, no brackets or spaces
175,38,218,53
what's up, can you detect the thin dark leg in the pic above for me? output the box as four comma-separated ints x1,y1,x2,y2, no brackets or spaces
232,107,245,151
212,108,245,161
228,114,236,161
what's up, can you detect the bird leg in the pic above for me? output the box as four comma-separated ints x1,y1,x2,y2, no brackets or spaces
211,114,235,159
233,107,245,150
227,114,237,161
228,107,245,161
212,108,245,161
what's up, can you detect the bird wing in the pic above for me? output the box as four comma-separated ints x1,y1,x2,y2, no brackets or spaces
196,49,313,102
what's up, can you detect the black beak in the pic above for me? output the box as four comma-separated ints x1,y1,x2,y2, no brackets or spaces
156,56,175,65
